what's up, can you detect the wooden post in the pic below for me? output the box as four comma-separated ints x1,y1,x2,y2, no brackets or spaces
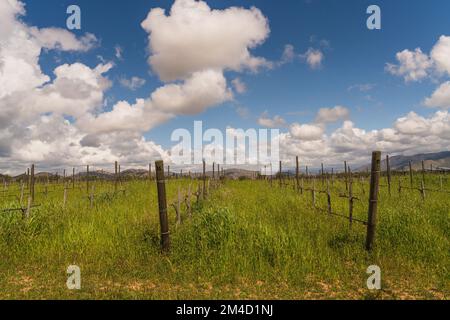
89,185,95,208
279,161,282,188
202,160,206,199
312,177,316,207
25,196,32,219
349,178,354,228
212,162,215,180
421,160,426,184
321,163,324,186
72,168,75,190
27,168,30,189
409,161,413,188
344,161,348,192
295,156,300,193
30,164,35,203
86,165,90,195
176,186,181,225
366,151,381,251
386,155,391,196
326,179,332,215
149,163,152,181
118,164,121,186
115,161,118,193
155,160,170,252
187,184,192,218
20,182,25,206
420,180,426,201
63,183,68,209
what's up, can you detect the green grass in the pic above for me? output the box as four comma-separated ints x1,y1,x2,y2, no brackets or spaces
0,174,449,299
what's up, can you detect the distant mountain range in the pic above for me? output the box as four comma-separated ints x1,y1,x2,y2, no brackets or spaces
2,151,449,180
359,151,450,172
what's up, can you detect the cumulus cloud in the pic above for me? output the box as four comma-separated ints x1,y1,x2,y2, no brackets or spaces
290,123,324,141
387,35,450,82
231,78,247,94
141,0,271,82
0,0,171,173
300,48,324,69
119,76,146,91
1,0,278,173
278,110,450,166
424,81,450,109
315,106,350,123
257,112,287,128
386,48,433,82
151,69,232,115
430,35,450,76
29,28,98,52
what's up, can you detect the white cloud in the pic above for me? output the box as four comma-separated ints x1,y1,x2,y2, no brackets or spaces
315,106,350,123
386,48,433,82
301,48,324,69
119,76,146,91
151,69,232,115
141,0,271,82
278,110,450,166
231,77,247,94
430,35,450,76
257,112,287,128
424,81,450,109
29,28,98,52
290,123,324,141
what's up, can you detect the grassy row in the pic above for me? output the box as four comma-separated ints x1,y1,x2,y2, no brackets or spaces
0,176,448,299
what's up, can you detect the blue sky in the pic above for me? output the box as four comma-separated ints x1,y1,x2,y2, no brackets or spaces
1,0,450,173
19,0,450,148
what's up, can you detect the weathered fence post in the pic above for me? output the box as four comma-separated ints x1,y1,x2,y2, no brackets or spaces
279,161,282,188
202,160,207,199
115,161,118,193
155,160,170,252
366,151,381,251
349,178,354,228
312,177,316,207
149,163,152,182
176,186,181,225
295,156,300,193
420,180,426,201
30,164,35,203
326,179,332,215
86,165,90,195
321,163,325,186
409,161,413,188
344,161,348,192
421,160,426,184
72,168,75,189
27,168,30,190
20,182,25,206
63,183,68,209
386,155,391,196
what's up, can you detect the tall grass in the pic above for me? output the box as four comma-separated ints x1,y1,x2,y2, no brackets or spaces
0,175,448,299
